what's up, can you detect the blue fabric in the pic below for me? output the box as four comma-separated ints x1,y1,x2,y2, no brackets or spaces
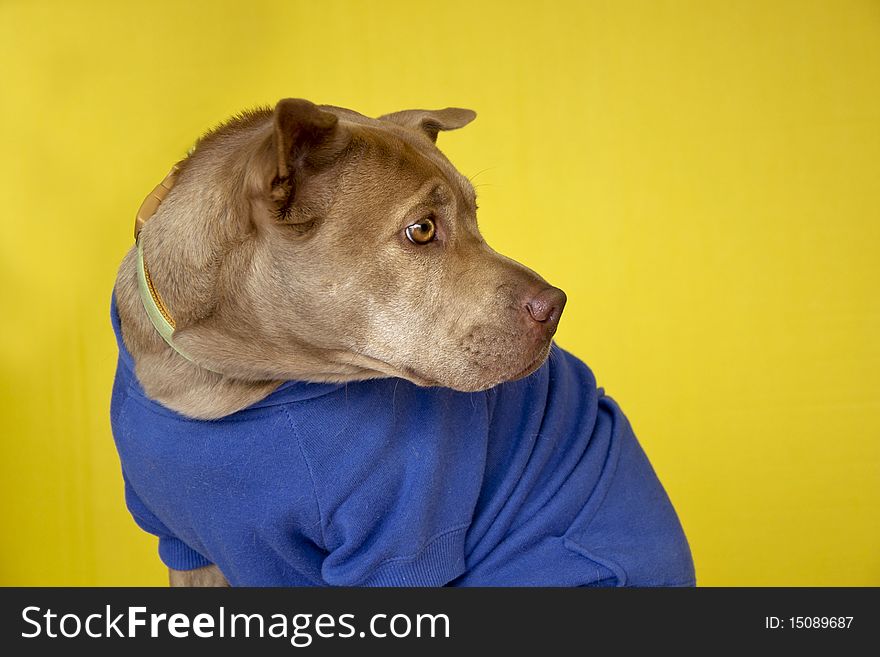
109,293,695,587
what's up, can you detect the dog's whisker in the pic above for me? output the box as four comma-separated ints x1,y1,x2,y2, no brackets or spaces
467,166,497,183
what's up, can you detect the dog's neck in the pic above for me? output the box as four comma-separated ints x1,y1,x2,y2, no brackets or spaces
116,247,286,420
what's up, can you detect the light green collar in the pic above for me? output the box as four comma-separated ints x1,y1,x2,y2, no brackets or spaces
134,162,215,371
136,238,201,365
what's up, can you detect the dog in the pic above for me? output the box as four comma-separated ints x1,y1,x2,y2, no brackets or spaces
110,99,695,586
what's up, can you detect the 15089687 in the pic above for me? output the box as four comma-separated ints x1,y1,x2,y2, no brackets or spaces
790,617,853,629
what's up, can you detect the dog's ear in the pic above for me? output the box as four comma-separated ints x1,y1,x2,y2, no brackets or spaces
272,98,339,179
378,107,476,143
256,98,347,225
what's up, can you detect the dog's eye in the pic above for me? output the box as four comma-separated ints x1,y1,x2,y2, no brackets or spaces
405,218,436,245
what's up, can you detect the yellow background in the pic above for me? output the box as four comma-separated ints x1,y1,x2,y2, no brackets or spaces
1,0,877,586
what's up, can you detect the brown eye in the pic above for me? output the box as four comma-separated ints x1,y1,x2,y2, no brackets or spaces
405,218,436,244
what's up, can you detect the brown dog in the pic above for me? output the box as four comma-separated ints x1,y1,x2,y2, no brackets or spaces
115,99,567,586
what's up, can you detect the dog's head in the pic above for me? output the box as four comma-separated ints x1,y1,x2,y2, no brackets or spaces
162,98,565,391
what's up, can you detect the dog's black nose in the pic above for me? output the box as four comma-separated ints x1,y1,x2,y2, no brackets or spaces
525,286,567,326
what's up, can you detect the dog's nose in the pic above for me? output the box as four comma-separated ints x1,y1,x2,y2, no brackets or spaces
525,286,567,327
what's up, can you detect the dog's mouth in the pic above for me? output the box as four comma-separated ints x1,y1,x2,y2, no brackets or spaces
442,340,555,390
350,334,553,392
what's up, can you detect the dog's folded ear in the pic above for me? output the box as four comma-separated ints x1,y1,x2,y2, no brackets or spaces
378,107,476,143
256,98,348,226
272,98,340,179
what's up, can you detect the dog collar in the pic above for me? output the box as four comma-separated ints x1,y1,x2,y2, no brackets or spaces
134,163,212,370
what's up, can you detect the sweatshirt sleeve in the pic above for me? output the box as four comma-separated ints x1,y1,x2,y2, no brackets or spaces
121,469,213,571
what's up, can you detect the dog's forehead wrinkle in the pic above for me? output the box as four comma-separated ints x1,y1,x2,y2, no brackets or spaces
429,183,452,206
410,148,475,217
403,165,473,226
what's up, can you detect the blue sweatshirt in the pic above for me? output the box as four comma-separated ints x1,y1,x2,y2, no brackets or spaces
110,293,695,586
